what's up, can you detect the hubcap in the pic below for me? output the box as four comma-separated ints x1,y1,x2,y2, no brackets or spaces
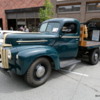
36,64,46,78
94,53,98,61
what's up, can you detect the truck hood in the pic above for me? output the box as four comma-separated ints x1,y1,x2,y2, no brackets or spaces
5,32,59,46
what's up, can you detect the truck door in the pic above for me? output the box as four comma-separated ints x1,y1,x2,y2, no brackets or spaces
56,22,80,59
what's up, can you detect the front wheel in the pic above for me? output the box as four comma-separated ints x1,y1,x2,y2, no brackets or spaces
89,49,99,65
25,57,52,87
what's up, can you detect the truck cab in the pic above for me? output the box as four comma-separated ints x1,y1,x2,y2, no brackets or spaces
0,18,100,87
39,18,80,59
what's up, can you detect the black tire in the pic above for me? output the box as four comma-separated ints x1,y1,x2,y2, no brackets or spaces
25,57,51,87
89,49,99,65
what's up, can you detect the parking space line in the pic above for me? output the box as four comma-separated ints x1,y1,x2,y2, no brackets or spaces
70,71,88,77
60,69,88,77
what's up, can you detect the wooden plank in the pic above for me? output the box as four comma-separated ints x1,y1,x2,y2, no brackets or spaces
81,41,100,47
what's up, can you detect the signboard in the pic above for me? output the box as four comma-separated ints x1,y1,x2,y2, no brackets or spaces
92,30,100,41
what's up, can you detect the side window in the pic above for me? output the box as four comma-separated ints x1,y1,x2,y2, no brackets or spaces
62,23,77,34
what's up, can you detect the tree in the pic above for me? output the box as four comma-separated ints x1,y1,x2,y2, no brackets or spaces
39,0,54,22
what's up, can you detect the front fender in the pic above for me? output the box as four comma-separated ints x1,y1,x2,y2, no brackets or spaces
16,46,60,75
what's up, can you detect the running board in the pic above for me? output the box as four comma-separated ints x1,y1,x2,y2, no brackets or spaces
60,59,81,68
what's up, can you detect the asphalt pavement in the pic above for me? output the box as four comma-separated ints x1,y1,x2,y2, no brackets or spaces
0,62,100,100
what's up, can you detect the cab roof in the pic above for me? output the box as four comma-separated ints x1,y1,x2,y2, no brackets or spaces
44,18,80,24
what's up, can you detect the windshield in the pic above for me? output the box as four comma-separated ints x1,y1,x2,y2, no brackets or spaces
40,22,60,33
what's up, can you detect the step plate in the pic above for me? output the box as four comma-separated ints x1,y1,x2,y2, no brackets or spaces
60,59,81,68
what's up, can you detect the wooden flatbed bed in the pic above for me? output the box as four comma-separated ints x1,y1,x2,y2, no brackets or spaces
82,41,100,47
80,25,100,48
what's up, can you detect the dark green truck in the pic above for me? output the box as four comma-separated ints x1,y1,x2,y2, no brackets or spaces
0,18,100,87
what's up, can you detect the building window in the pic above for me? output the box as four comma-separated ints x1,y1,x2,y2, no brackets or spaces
87,2,100,11
57,4,81,13
57,0,65,1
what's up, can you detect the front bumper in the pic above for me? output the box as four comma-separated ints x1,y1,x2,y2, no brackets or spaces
1,47,9,69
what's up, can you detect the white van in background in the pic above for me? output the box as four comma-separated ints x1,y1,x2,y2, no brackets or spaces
0,30,25,58
0,30,25,45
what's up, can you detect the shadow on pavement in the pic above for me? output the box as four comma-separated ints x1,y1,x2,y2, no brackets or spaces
0,62,96,93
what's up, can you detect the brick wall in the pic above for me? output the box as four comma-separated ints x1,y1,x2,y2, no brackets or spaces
55,0,100,23
0,0,44,29
0,0,100,29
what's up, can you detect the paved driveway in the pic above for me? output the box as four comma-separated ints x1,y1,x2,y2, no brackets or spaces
0,62,100,100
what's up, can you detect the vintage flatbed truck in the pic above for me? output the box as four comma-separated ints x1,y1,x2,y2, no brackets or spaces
0,18,100,87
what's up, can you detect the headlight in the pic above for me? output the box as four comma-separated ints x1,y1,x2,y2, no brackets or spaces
7,50,12,59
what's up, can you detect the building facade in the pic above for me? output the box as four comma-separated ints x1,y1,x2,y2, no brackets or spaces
0,0,100,30
0,0,44,31
52,0,100,30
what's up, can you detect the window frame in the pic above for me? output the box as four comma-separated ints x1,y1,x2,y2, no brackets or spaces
57,4,81,14
62,22,78,34
40,22,61,33
87,2,100,12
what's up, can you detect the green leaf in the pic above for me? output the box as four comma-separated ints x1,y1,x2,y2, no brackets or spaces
39,0,54,22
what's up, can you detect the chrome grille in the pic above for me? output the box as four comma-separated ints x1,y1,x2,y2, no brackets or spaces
1,47,9,69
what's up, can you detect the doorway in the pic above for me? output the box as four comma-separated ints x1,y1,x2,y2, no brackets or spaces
0,19,3,30
7,19,17,30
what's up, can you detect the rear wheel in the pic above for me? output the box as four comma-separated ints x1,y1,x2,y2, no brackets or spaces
25,57,51,87
89,49,99,65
